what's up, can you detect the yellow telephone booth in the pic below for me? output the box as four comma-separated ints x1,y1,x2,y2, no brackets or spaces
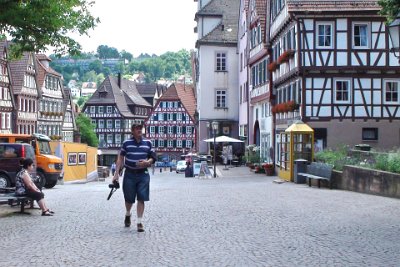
278,121,314,181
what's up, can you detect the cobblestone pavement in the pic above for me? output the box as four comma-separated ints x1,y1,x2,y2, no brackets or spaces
1,166,400,267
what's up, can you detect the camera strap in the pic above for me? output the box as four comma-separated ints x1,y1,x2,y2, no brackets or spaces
107,187,118,201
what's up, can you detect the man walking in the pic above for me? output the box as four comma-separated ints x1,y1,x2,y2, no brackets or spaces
112,123,156,232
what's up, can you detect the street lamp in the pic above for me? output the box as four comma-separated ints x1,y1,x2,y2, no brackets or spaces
211,121,218,178
388,12,400,62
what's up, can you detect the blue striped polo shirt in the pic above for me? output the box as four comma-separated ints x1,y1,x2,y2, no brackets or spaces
120,137,156,170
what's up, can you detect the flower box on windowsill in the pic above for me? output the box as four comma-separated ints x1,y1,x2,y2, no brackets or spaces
277,49,295,64
267,61,279,72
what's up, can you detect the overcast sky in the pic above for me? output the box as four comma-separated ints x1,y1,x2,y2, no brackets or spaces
72,0,198,56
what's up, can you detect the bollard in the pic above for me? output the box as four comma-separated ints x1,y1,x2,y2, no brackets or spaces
160,168,162,173
170,166,172,172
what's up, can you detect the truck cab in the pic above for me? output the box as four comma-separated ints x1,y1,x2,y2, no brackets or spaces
0,133,63,188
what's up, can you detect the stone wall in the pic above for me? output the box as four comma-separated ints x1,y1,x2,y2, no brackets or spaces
333,166,400,199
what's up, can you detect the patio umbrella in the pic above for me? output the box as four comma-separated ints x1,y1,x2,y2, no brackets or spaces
203,135,244,143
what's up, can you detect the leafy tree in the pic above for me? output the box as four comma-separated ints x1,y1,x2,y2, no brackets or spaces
88,60,103,73
0,0,99,58
82,70,97,82
96,73,105,85
76,113,98,147
120,50,133,62
77,96,89,107
379,0,400,22
97,45,120,59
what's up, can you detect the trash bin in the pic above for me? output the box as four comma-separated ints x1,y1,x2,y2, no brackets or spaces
294,159,308,184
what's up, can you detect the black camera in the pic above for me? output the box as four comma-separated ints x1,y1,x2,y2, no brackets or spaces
107,181,120,200
109,180,120,189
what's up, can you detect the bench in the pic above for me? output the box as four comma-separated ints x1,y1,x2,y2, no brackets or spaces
298,162,333,189
0,188,34,214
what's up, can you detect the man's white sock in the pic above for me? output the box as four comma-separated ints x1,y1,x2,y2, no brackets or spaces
126,211,131,216
137,217,142,224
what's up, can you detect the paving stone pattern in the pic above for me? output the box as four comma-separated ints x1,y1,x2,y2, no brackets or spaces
1,166,399,266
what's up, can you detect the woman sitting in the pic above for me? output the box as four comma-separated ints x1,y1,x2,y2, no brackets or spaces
15,158,54,216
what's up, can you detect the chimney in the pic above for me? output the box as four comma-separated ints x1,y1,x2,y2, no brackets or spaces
118,73,122,88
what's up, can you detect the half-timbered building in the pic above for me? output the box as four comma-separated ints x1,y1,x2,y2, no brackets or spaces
0,40,14,134
145,83,196,161
82,75,152,166
9,52,39,135
268,0,400,160
36,54,65,139
247,0,273,162
61,88,77,142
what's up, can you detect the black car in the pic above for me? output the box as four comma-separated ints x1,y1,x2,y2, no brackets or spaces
0,143,37,188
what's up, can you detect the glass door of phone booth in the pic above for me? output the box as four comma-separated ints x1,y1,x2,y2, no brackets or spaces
278,121,314,182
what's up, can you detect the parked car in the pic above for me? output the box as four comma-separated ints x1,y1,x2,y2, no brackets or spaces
0,143,37,188
176,160,187,173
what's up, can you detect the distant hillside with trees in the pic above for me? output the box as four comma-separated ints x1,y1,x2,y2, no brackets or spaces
49,45,192,87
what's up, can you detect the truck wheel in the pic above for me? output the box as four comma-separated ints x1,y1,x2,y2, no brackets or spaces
0,174,10,188
37,172,46,189
44,180,57,189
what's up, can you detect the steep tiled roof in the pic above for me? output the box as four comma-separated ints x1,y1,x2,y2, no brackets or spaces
176,83,196,119
9,53,30,95
159,83,196,119
287,0,380,11
85,76,151,117
136,83,166,96
36,56,62,89
251,0,267,36
196,0,241,47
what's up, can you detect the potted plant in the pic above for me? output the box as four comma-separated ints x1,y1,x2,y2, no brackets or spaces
262,163,274,176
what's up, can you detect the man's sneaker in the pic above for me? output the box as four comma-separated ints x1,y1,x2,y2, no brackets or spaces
124,215,131,227
137,223,145,232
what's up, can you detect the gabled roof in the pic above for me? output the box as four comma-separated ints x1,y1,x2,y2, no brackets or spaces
287,0,380,12
196,0,240,47
84,76,151,117
9,52,32,95
36,55,62,89
249,1,267,36
62,88,77,130
158,83,196,119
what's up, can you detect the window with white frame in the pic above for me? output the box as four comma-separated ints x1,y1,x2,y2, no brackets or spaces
159,126,164,134
177,140,182,148
186,126,192,134
151,140,155,147
158,140,164,147
168,126,173,134
99,106,104,113
216,52,227,71
216,89,227,108
186,140,192,148
334,80,351,103
168,102,173,108
107,120,113,128
158,113,164,121
174,102,178,108
150,126,155,133
99,134,104,142
107,106,113,113
317,23,333,48
362,128,378,141
91,120,96,126
107,134,113,144
90,106,95,113
177,126,182,134
167,113,173,120
115,134,121,144
353,23,369,48
384,80,399,103
177,113,182,120
98,120,104,128
168,140,173,147
115,120,121,128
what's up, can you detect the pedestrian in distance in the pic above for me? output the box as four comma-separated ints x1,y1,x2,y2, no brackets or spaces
111,161,116,176
112,122,156,232
15,158,54,216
